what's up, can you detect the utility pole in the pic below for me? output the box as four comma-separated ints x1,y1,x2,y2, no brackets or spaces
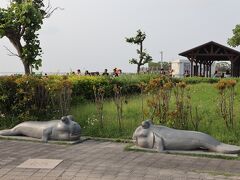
160,51,163,69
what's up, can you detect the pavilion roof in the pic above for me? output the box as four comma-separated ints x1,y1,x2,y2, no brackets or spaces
179,41,240,61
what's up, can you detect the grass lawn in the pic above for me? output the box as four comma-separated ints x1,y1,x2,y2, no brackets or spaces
70,83,240,145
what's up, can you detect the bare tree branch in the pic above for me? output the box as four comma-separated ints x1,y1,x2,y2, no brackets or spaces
44,7,64,18
43,1,63,18
3,46,20,57
46,0,51,10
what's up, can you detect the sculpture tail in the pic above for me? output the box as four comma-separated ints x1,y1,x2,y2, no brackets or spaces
0,129,16,136
214,143,240,154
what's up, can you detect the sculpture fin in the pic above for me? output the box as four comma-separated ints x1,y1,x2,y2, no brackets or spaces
156,137,164,152
42,127,52,143
215,143,240,154
153,132,165,152
0,129,17,136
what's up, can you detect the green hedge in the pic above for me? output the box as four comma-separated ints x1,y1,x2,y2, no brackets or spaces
181,77,219,84
179,77,240,84
69,74,160,101
0,75,72,128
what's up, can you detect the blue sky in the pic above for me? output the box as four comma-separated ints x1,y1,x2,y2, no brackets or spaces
0,0,239,73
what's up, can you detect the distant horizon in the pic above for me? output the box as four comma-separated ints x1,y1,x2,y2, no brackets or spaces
0,58,188,74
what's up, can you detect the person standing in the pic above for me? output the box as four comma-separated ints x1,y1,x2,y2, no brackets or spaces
77,69,81,75
102,69,109,76
113,68,118,77
85,70,90,76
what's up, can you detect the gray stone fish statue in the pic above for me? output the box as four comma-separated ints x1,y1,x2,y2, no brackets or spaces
133,120,240,154
0,115,81,142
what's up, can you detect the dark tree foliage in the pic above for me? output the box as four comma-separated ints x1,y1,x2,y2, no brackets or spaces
228,24,240,48
126,30,153,74
0,0,53,74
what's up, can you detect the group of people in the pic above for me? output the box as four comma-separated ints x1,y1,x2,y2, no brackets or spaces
70,68,122,77
213,70,231,78
184,70,190,77
159,68,174,77
182,70,231,78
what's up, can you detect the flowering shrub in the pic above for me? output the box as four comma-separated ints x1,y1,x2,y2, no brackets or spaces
216,79,236,129
144,77,203,130
172,82,191,129
145,76,173,124
93,85,105,128
113,84,124,132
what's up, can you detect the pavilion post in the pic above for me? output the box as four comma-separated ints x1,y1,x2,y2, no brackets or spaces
231,60,234,77
200,63,202,76
203,63,206,77
230,57,236,77
237,60,240,77
195,62,198,76
231,56,240,77
209,62,212,77
206,64,209,77
196,62,199,76
190,60,193,77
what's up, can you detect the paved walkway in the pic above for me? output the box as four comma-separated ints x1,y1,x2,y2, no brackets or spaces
0,140,240,180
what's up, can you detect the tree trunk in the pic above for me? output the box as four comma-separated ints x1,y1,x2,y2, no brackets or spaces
8,36,31,75
23,61,31,75
137,64,141,74
137,41,143,74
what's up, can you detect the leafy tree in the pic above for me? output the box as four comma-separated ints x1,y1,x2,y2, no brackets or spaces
126,30,153,74
228,24,240,47
0,0,56,74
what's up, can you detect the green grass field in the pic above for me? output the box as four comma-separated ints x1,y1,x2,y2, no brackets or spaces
70,83,240,145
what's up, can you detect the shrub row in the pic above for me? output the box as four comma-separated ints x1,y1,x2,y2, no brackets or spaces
69,74,160,101
0,75,72,128
179,77,240,84
180,77,220,84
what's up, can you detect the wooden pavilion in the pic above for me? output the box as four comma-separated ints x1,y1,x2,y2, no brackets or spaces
179,41,240,77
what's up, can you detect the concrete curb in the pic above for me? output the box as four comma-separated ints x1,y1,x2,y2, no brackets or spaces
128,145,239,158
0,135,89,145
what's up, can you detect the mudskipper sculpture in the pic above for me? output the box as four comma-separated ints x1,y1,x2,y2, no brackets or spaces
133,120,240,154
0,115,81,142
